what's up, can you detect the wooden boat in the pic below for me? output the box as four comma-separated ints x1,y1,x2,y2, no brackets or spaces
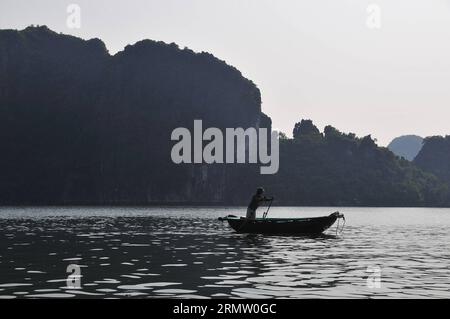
219,212,344,235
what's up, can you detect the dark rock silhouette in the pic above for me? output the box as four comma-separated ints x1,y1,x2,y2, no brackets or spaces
0,26,267,205
0,26,449,206
388,135,423,161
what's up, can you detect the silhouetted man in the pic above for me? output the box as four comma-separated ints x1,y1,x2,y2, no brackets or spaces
246,187,274,219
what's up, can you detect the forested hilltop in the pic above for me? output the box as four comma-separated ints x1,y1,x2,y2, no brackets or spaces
260,121,449,206
414,136,450,186
1,26,449,206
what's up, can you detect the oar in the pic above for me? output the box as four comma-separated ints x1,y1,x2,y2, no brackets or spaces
262,199,273,219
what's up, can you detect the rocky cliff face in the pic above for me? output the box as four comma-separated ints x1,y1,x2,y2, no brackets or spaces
0,26,268,204
414,136,450,186
260,121,450,206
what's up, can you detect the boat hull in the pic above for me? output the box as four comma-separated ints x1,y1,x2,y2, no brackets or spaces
224,212,341,235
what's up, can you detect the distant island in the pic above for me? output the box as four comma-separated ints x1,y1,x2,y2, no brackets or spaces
1,26,449,207
388,135,423,161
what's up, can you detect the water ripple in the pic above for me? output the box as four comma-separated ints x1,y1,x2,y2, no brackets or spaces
0,207,450,298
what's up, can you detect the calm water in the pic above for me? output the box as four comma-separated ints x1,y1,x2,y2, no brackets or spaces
0,207,449,299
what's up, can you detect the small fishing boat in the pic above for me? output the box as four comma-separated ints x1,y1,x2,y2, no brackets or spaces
219,212,344,235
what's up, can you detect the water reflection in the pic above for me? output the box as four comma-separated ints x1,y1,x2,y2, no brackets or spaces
0,207,449,298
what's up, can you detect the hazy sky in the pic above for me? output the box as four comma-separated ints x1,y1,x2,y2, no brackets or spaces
1,0,450,145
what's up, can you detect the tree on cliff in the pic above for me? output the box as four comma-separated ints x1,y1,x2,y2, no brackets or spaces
293,119,321,139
